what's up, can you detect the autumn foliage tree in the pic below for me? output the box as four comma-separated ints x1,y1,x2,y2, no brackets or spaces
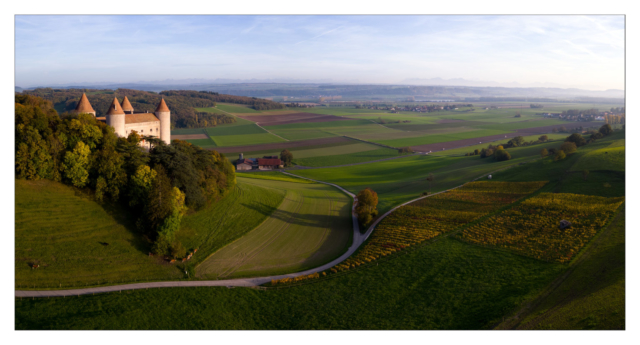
356,188,379,228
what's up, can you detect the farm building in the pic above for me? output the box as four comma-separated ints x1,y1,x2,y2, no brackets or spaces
258,156,284,170
235,154,283,171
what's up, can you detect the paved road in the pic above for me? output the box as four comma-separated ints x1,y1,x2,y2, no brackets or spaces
15,173,368,298
15,160,532,298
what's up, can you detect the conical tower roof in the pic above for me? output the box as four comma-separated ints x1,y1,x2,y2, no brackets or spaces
121,96,134,112
74,93,95,113
106,98,125,115
155,98,170,112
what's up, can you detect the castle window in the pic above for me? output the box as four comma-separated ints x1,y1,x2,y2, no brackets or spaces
141,130,144,133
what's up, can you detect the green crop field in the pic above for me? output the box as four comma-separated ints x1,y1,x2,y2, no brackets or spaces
15,180,182,289
571,140,625,172
294,148,403,167
211,133,287,147
235,171,314,184
371,129,511,149
431,133,568,156
264,119,372,130
206,123,267,136
196,177,352,279
210,103,261,114
293,141,556,213
269,128,338,141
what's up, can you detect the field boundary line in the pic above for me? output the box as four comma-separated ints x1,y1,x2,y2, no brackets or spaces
254,122,290,141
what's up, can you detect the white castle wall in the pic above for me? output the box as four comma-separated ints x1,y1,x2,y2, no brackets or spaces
106,114,126,138
124,122,161,139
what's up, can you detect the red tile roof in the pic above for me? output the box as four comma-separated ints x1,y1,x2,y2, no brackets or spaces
125,113,160,124
106,98,125,115
121,96,134,112
75,93,95,113
257,158,282,166
155,98,170,112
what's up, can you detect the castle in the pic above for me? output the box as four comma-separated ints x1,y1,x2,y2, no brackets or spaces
74,93,171,147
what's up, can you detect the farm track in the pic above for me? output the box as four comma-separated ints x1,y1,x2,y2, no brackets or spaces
15,161,528,298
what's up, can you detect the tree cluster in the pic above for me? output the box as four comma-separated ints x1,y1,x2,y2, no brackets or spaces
530,104,544,109
280,149,293,167
356,188,379,228
15,94,236,258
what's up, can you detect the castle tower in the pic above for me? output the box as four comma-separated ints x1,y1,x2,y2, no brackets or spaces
106,97,126,138
155,98,171,145
121,96,134,114
74,93,96,116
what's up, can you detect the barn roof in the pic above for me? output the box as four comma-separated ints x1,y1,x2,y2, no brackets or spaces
121,96,134,112
155,98,170,112
258,158,282,166
75,93,95,113
106,98,125,115
125,113,160,124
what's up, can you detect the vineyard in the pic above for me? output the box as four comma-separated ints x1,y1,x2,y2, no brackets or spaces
331,181,548,272
457,193,624,263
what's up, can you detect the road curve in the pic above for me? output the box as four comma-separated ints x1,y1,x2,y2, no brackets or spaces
15,163,522,298
16,173,365,298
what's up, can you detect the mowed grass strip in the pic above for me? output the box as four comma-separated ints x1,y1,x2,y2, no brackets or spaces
235,171,315,184
15,179,182,289
176,181,286,267
196,177,352,279
269,128,338,141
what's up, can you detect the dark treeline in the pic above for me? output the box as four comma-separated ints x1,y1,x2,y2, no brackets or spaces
562,108,599,116
15,94,236,259
21,88,283,128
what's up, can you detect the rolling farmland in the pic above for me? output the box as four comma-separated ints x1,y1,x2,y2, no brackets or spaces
196,177,352,279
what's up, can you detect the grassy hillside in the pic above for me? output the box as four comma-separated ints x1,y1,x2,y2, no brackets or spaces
196,177,352,279
15,180,181,289
571,139,625,172
15,178,285,289
15,236,564,330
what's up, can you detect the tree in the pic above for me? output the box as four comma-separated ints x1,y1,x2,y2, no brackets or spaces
474,149,480,155
426,173,435,193
356,188,379,228
599,124,613,136
129,165,157,207
494,149,511,162
62,141,91,187
552,128,558,133
554,150,566,161
398,147,414,154
565,133,586,147
540,148,548,157
582,170,590,181
538,135,548,142
280,149,293,167
480,148,494,158
508,136,525,147
560,142,577,155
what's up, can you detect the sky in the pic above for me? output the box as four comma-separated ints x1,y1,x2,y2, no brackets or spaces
15,15,625,90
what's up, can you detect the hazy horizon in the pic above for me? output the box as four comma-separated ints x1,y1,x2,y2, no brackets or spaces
15,15,625,91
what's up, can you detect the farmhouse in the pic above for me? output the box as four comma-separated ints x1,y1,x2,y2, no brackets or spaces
235,154,283,171
73,93,171,147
